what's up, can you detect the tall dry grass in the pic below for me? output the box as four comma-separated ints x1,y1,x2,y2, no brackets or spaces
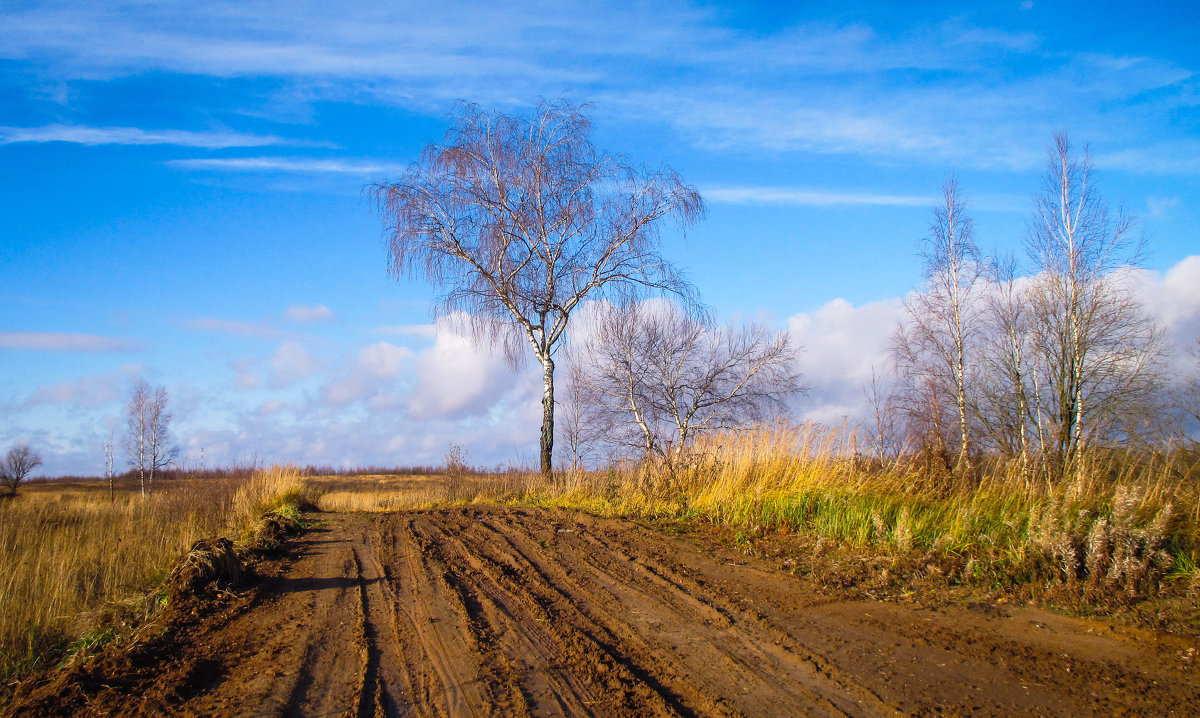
528,422,1200,598
0,466,320,682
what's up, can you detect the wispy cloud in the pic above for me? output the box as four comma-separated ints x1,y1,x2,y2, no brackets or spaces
1095,143,1200,176
182,317,281,339
374,324,437,339
284,304,335,323
0,124,314,148
0,331,139,352
169,157,403,175
704,186,934,207
25,364,143,409
2,2,1193,172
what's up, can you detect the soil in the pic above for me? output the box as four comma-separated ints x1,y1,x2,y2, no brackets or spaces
8,506,1199,716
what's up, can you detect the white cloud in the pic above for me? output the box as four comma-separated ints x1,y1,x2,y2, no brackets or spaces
269,341,321,388
183,317,280,339
170,157,402,175
0,124,305,148
2,2,1193,173
375,323,437,339
1146,195,1181,220
321,341,413,406
0,331,138,352
230,357,260,390
257,399,288,416
407,316,515,420
704,186,934,207
1118,258,1200,379
787,297,905,425
25,364,143,409
1096,143,1200,176
283,304,335,323
787,256,1200,430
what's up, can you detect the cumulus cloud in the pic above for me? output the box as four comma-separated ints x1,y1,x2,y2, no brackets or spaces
256,399,288,416
407,317,516,420
1115,258,1200,377
25,364,143,409
269,341,321,388
0,331,138,352
231,357,260,390
283,304,335,323
321,341,413,407
374,323,437,339
786,256,1200,429
787,297,905,425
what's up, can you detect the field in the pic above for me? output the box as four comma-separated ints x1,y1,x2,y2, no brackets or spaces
3,433,1200,715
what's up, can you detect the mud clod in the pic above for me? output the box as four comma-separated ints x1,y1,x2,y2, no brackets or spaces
170,537,243,596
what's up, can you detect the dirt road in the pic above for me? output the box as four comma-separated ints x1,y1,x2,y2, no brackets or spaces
14,507,1199,716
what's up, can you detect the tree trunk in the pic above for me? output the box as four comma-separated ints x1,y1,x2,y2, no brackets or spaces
540,355,555,476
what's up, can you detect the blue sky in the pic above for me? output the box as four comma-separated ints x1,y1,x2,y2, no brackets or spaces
2,1,1198,475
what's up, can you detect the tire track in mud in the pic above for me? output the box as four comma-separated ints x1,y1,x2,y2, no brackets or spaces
17,507,1197,717
485,511,888,711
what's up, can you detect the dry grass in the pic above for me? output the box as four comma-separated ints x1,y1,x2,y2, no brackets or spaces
308,474,446,512
0,466,321,682
523,422,1200,601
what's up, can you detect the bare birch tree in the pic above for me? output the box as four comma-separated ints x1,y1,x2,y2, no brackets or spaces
976,255,1035,468
1024,134,1164,468
374,99,703,474
1,444,43,496
572,301,802,462
124,381,179,498
557,355,607,470
104,433,115,502
862,364,897,462
892,176,984,477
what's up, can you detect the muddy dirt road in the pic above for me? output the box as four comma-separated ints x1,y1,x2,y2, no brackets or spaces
14,507,1199,716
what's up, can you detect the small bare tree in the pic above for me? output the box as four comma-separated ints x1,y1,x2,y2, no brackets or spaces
862,364,897,462
1024,134,1164,468
572,301,802,462
123,381,179,498
1182,337,1200,448
976,255,1036,468
104,433,115,502
892,176,985,477
1,444,43,496
374,99,703,475
557,356,607,470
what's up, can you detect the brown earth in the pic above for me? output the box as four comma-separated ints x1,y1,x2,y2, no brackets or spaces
9,506,1199,717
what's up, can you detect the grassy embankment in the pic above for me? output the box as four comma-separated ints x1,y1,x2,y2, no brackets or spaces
0,467,321,683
